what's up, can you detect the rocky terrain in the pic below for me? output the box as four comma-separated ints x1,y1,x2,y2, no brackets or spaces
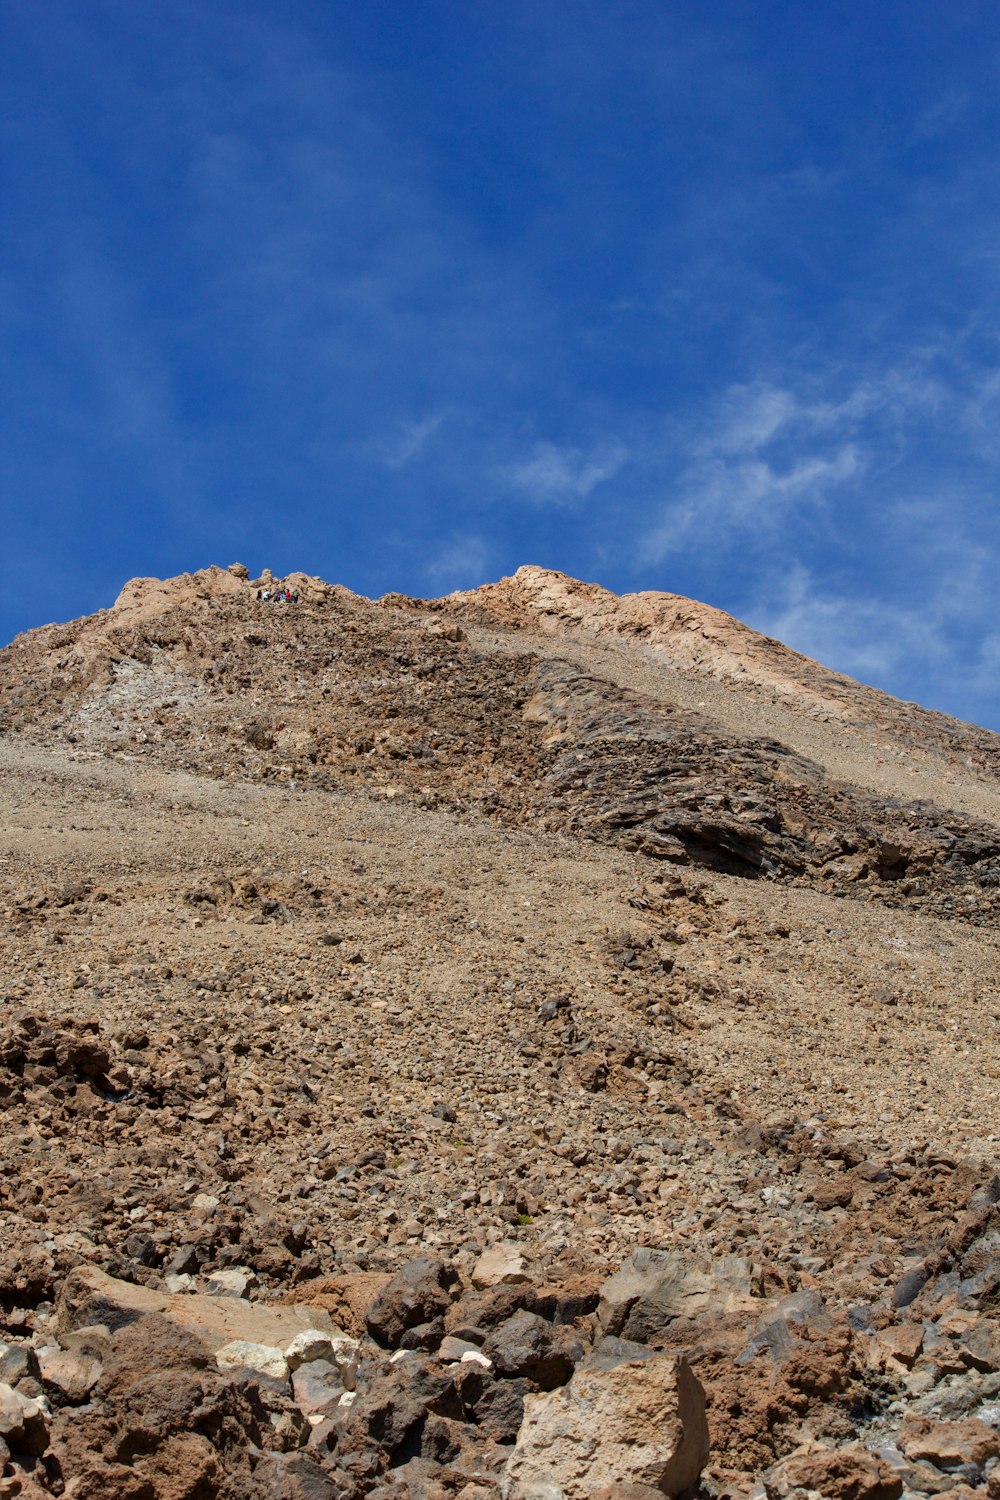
0,563,997,1499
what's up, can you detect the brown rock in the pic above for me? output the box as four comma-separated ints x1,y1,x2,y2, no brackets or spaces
873,1322,924,1370
49,1315,264,1499
284,1272,392,1337
590,1489,669,1500
900,1415,1000,1470
764,1445,903,1499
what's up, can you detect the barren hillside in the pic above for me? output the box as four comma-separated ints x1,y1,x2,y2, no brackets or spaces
0,564,998,1500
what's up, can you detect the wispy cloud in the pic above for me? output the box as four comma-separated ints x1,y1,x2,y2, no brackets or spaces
747,564,940,686
637,345,995,571
383,411,449,470
744,525,1000,726
641,379,867,563
423,534,495,591
501,439,629,505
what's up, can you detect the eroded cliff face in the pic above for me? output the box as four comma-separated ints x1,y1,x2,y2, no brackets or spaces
4,564,999,923
0,566,998,1499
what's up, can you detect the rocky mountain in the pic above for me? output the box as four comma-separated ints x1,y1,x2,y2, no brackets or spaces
0,563,998,1499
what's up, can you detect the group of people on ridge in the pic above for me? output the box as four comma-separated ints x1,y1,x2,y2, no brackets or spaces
257,587,299,603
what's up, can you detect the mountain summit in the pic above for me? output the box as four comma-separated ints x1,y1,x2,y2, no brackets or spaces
1,565,998,1497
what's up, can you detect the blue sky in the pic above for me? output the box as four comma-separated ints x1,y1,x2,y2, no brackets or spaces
3,1,1000,729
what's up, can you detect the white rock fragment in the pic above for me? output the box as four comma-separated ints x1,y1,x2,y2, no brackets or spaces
331,1335,361,1391
215,1340,289,1381
284,1328,335,1369
164,1274,198,1295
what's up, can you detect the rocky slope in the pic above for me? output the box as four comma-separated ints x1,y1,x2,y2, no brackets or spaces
0,563,998,1499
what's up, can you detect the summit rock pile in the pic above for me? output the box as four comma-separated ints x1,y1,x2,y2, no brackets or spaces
0,564,998,1497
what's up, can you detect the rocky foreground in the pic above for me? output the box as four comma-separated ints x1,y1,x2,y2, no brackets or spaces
0,565,998,1498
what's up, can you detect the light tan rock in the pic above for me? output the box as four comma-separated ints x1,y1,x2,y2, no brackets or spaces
502,1348,708,1499
472,1243,532,1290
0,1382,48,1457
38,1346,102,1400
444,565,870,724
596,1250,757,1340
871,1322,924,1370
112,566,247,623
57,1265,338,1356
284,1329,360,1389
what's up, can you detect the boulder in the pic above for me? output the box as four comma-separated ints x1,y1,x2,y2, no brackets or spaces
596,1251,756,1342
501,1344,708,1499
205,1267,258,1299
57,1264,337,1354
899,1415,1000,1470
284,1272,392,1337
482,1310,575,1391
447,1281,536,1334
364,1256,458,1348
0,1340,40,1386
47,1315,267,1497
335,1358,463,1470
468,1376,530,1444
763,1445,903,1499
215,1340,288,1380
736,1290,831,1368
291,1358,345,1418
39,1346,103,1401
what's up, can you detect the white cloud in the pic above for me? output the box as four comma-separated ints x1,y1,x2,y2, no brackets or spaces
637,352,982,570
699,381,798,454
643,425,862,563
746,565,936,685
383,411,448,469
423,535,495,591
743,551,1000,727
502,439,629,504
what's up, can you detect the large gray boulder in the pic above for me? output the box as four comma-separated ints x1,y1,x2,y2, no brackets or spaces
481,1310,575,1390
